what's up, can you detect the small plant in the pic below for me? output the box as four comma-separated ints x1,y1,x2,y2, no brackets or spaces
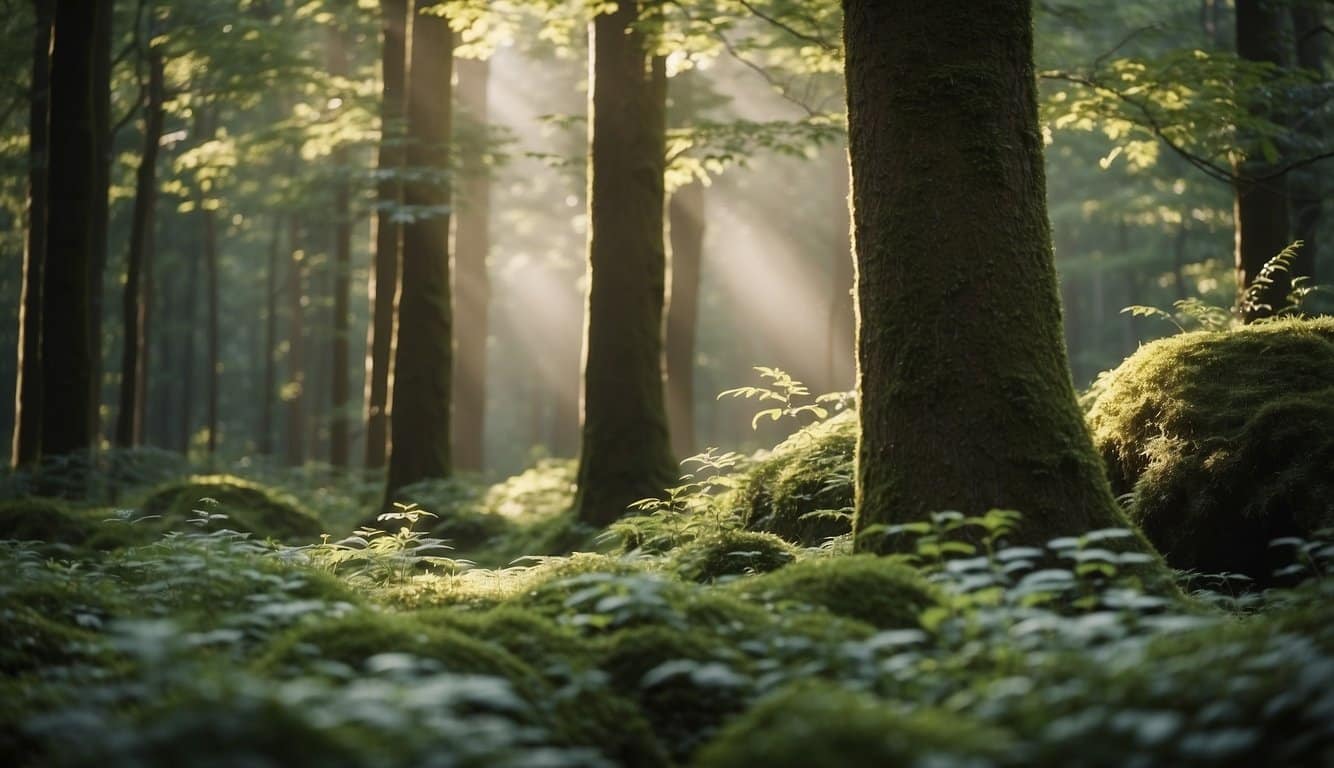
607,448,747,553
302,503,468,587
718,366,848,430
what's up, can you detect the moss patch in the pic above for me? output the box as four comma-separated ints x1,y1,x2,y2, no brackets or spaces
1086,318,1334,583
727,554,940,630
722,411,856,545
139,475,324,543
669,529,798,582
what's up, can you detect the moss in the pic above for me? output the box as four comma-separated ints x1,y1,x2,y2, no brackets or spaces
0,498,148,550
695,681,1005,768
418,605,593,671
139,475,324,543
1086,318,1334,583
669,529,798,582
0,606,102,674
721,411,856,545
727,554,940,630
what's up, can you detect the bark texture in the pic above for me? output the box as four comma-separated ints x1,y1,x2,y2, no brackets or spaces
666,179,704,459
573,0,676,526
843,0,1133,550
364,0,409,470
452,57,491,474
385,4,453,501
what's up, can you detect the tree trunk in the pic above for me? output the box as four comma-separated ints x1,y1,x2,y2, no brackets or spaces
260,217,280,455
203,199,220,458
825,147,855,394
115,49,165,449
1234,0,1292,321
285,217,306,467
573,0,676,527
1290,3,1324,281
385,2,453,502
329,28,353,469
844,0,1134,550
89,0,113,445
452,56,491,474
179,246,198,455
666,179,704,460
12,0,53,467
41,0,109,465
364,0,409,471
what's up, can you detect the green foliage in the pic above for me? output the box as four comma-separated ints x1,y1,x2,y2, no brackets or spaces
139,475,324,543
302,504,468,587
1086,317,1334,583
669,528,797,582
728,555,940,630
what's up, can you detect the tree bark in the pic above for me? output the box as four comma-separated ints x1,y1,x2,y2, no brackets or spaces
1289,3,1325,281
41,0,109,465
452,56,491,474
179,245,198,455
825,147,855,394
573,0,676,527
385,2,453,502
89,0,113,445
12,0,53,467
844,0,1134,550
259,218,280,456
202,197,220,458
666,179,704,459
1234,0,1292,321
285,217,306,467
116,49,165,450
328,28,353,469
364,0,409,470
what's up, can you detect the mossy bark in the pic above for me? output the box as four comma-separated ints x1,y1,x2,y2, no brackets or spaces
386,4,453,502
452,57,491,474
573,0,677,526
843,0,1132,550
666,179,704,460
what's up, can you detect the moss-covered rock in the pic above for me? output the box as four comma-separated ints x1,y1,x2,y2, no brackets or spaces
727,554,939,630
1086,318,1334,583
695,681,1005,768
139,475,323,543
721,411,856,545
669,529,798,582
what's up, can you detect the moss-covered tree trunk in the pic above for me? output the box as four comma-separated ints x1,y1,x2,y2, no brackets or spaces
844,0,1133,550
365,0,408,471
41,0,108,465
666,179,704,460
573,0,676,527
385,3,453,502
12,0,53,467
452,57,491,474
1234,0,1292,321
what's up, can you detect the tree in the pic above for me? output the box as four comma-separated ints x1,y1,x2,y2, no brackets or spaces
666,178,704,459
385,2,453,501
1289,1,1326,279
328,25,353,468
844,0,1136,550
285,216,306,467
452,56,491,474
11,0,53,467
573,0,677,526
364,0,409,471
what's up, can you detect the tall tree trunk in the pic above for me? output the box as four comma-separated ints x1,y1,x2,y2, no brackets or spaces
12,0,53,467
452,56,491,474
260,218,280,455
89,0,113,445
1234,0,1292,321
844,0,1135,550
179,247,198,455
825,147,855,394
115,49,165,449
41,0,109,466
573,0,676,527
364,0,409,470
285,217,306,467
203,198,220,458
666,179,704,459
1290,3,1325,280
386,2,453,502
329,29,353,469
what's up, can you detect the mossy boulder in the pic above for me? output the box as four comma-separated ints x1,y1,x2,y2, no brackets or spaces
727,554,940,630
722,411,856,545
695,681,1005,768
0,498,147,550
669,529,798,582
139,475,323,543
1086,318,1334,583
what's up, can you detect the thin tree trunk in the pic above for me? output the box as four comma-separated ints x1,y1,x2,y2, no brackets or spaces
1290,3,1324,280
12,0,53,467
260,217,280,455
116,49,164,449
452,56,491,474
203,197,220,457
179,246,197,455
825,147,855,394
329,28,353,469
89,0,113,445
364,0,409,470
844,0,1136,550
285,217,306,467
573,0,676,526
666,179,704,459
385,2,453,502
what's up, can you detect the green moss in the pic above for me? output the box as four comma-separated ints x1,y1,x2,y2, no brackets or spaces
722,411,856,545
1086,318,1334,583
0,606,102,674
139,475,324,543
670,529,798,582
419,605,593,671
695,681,1005,768
0,498,149,550
727,554,940,630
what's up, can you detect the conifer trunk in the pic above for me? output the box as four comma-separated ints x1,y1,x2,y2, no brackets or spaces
666,179,704,459
844,0,1133,550
285,217,306,467
573,0,676,526
88,0,113,444
452,57,491,475
260,218,280,455
385,3,453,501
1290,3,1324,279
179,247,197,455
329,29,353,469
364,0,409,470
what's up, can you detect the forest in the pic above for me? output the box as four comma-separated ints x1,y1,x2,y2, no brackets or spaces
1,0,1333,765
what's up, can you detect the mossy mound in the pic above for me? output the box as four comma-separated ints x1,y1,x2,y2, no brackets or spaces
727,554,940,630
696,681,1004,768
722,411,856,545
139,475,323,543
419,605,593,671
0,498,147,550
1086,318,1334,583
669,529,798,582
